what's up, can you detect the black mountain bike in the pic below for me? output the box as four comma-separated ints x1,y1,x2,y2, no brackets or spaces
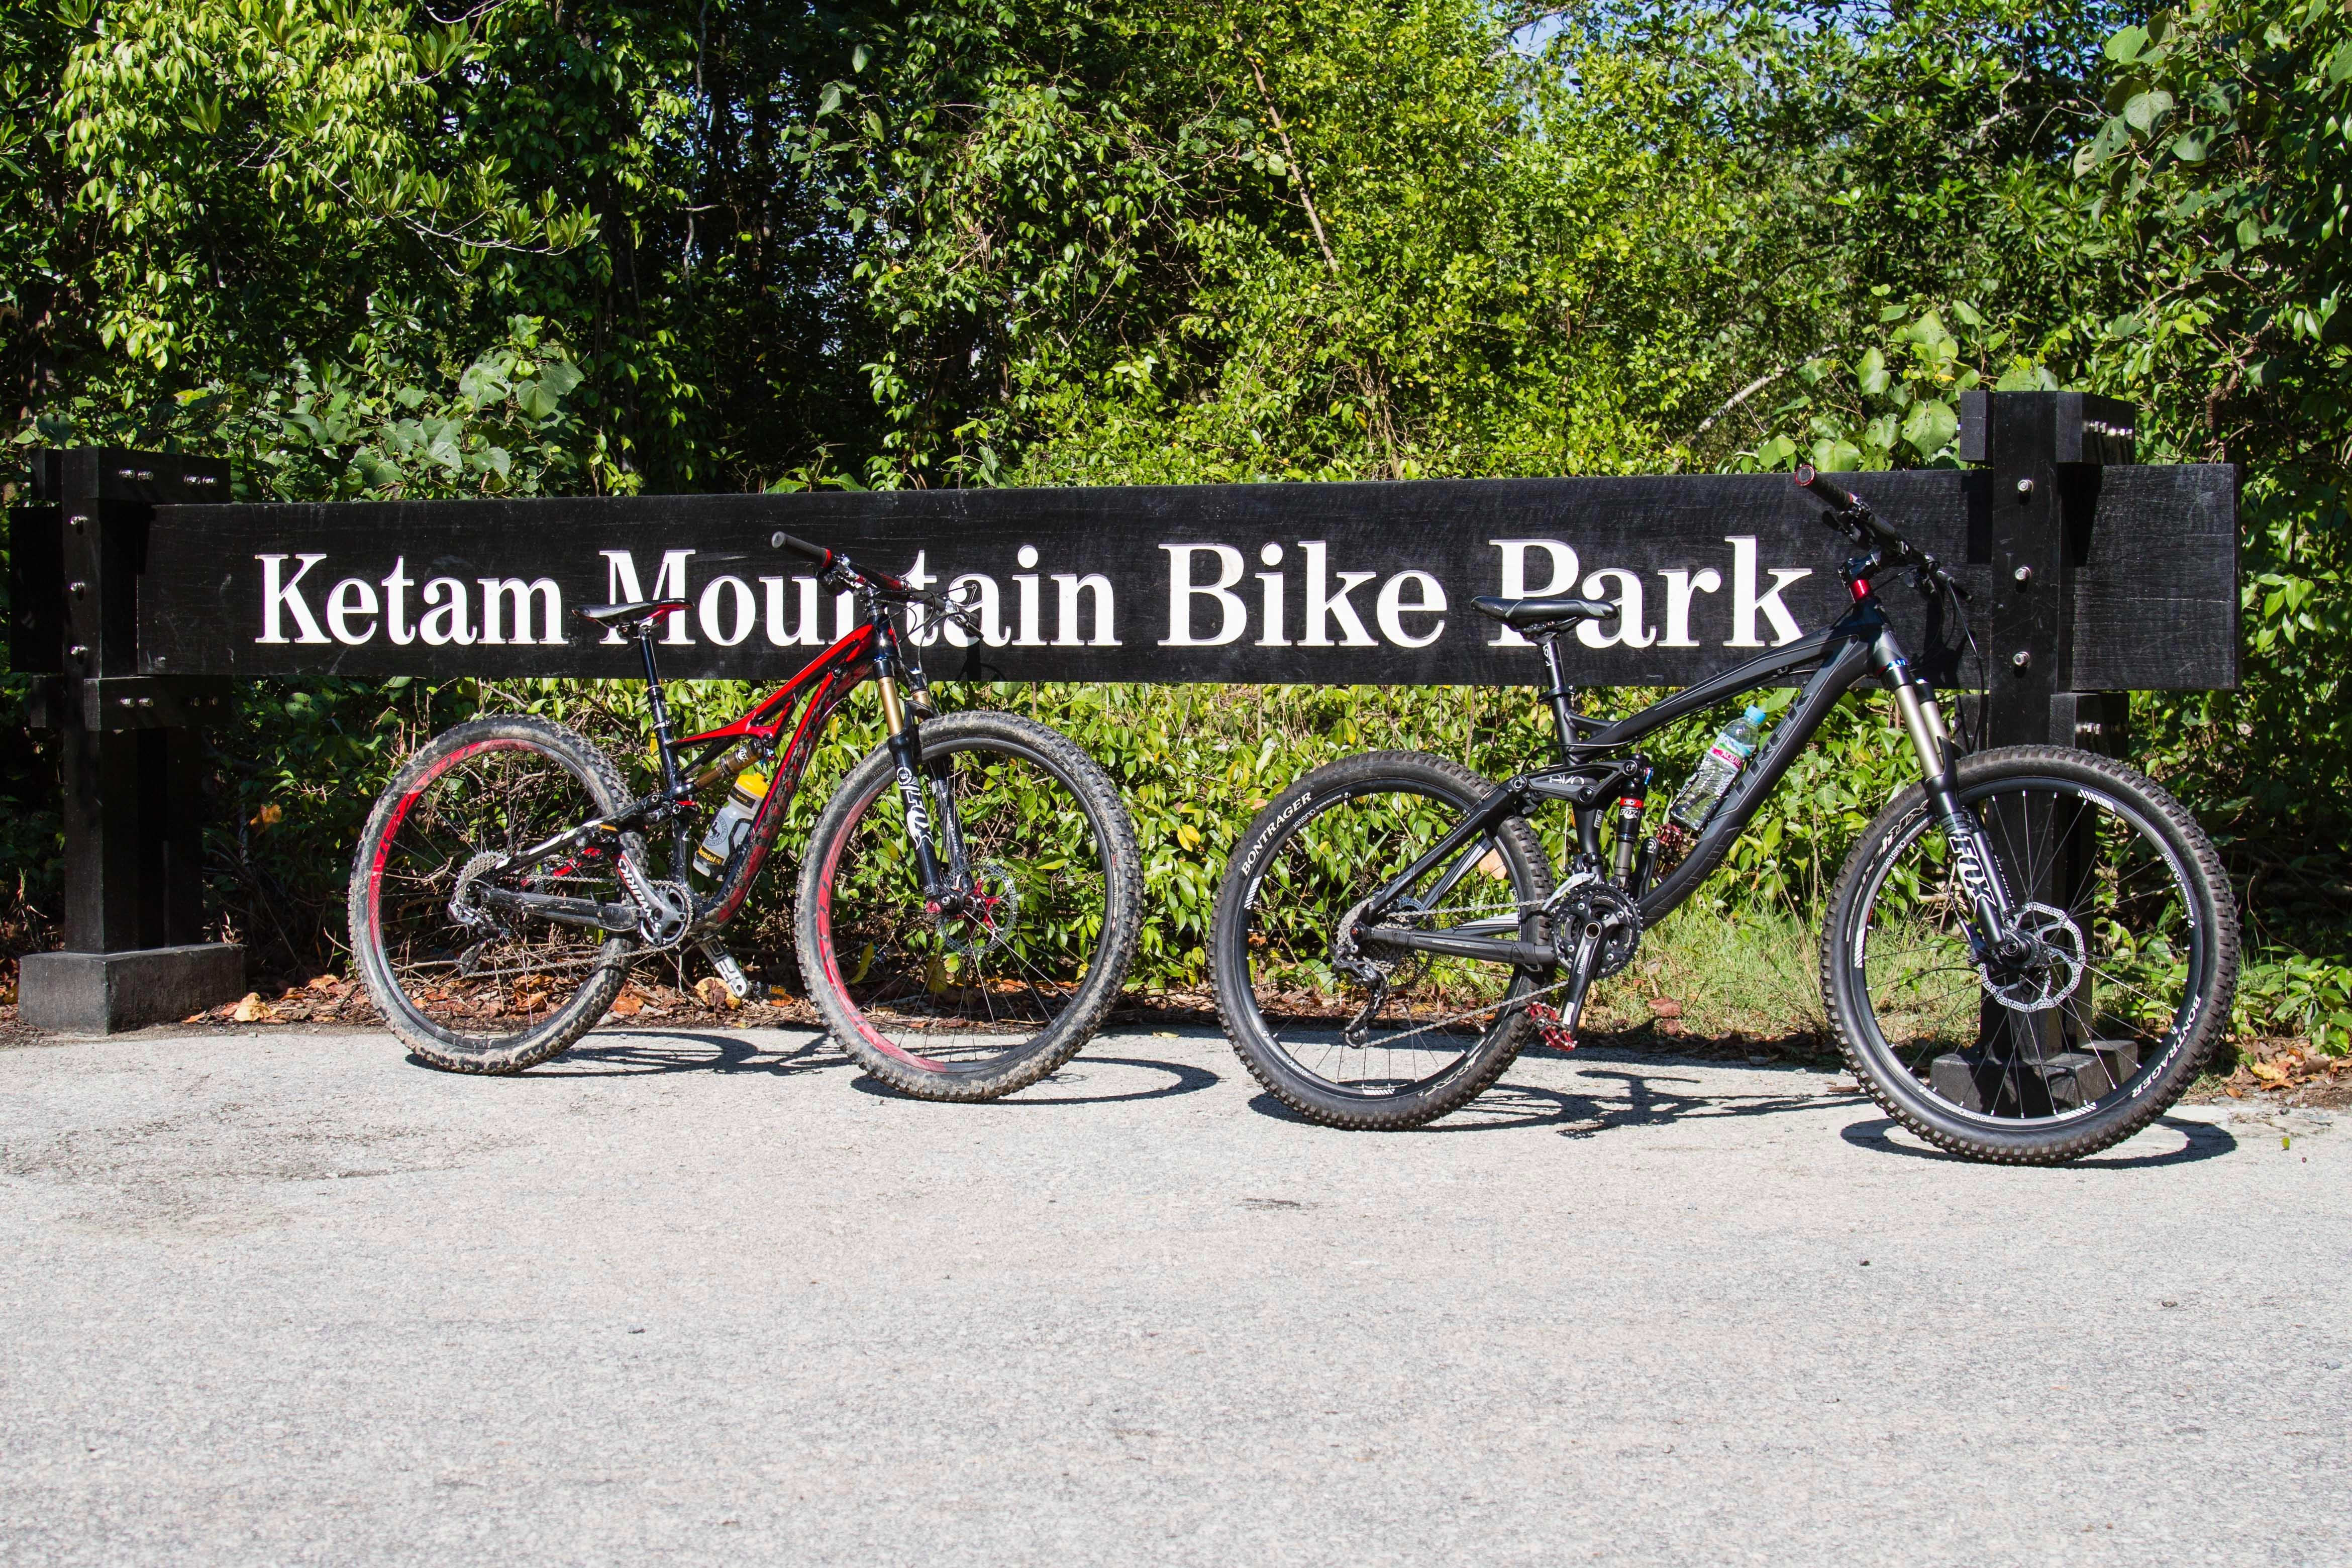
350,532,1142,1099
1210,468,2238,1162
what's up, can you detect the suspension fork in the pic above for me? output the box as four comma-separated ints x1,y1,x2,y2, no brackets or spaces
1874,629,2013,957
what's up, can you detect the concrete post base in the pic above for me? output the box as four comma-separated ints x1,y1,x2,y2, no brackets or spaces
18,944,246,1035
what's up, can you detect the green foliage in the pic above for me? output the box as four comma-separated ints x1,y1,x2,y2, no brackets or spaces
2235,952,2352,1052
17,312,587,499
4,0,2347,1042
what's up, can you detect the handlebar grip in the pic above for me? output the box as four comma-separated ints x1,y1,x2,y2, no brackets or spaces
769,530,835,569
1792,463,1861,513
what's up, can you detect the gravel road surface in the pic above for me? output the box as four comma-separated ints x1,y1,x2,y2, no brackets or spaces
2,1024,2344,1566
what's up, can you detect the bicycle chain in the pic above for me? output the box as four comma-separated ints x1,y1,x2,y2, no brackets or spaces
1327,970,1585,1054
421,858,691,987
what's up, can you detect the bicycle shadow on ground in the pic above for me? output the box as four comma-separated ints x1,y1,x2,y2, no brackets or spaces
1246,1047,1864,1138
1839,1114,2237,1168
847,1054,1220,1107
410,1026,849,1079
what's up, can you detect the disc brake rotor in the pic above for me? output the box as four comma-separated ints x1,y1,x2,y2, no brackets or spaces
938,861,1018,961
1981,901,2086,1011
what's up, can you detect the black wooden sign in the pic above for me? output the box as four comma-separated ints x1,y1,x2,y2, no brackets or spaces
137,465,2235,690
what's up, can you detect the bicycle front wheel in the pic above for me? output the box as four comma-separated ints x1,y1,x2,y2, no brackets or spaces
795,711,1142,1101
1210,751,1556,1129
1822,745,2238,1163
348,716,639,1074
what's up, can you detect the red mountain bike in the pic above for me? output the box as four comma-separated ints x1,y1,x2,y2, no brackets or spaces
349,532,1142,1099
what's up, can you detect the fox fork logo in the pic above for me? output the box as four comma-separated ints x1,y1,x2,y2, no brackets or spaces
1943,813,2005,910
894,764,932,842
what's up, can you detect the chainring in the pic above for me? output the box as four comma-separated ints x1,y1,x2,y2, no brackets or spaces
1551,883,1644,980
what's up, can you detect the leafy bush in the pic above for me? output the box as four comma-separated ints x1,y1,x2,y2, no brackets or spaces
5,0,2347,1047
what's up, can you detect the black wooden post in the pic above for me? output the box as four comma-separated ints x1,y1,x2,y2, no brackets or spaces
1957,389,2139,758
1951,392,2141,1112
14,449,243,1032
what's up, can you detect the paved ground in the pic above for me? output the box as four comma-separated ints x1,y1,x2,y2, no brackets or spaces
1,1023,2345,1567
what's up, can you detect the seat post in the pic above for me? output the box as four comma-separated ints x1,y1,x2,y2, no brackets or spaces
638,626,684,793
1538,633,1580,755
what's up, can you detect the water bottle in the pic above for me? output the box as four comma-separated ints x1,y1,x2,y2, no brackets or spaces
693,764,771,877
1668,705,1768,831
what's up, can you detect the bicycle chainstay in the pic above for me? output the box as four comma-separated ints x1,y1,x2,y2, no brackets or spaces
1322,865,1632,1049
442,860,690,986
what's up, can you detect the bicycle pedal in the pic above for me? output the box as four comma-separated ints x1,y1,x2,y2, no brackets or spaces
695,937,754,1001
1527,1001,1576,1052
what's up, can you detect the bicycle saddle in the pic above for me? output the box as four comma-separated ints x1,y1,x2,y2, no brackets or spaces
1471,594,1617,631
576,599,688,628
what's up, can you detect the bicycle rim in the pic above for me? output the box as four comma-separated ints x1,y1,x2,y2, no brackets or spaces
1848,775,2212,1127
807,733,1116,1077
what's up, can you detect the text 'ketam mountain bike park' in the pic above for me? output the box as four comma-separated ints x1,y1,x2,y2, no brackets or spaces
132,463,2232,688
244,535,1815,657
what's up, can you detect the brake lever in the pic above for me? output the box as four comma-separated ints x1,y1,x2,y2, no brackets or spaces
930,587,986,629
1912,557,1970,602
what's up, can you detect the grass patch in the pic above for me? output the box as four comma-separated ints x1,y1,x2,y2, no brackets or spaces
1582,905,1828,1043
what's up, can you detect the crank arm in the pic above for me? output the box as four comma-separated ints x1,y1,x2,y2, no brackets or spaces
476,887,642,933
1357,926,1557,970
1548,922,1608,1037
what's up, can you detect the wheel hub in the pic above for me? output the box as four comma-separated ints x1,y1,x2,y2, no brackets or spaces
1979,901,2086,1011
936,861,1017,961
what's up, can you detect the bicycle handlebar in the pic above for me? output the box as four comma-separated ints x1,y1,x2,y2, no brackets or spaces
1791,465,1969,600
769,530,986,627
1793,463,1861,514
770,530,835,570
1793,463,1908,552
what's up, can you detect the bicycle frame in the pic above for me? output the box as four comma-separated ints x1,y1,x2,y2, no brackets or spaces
471,589,962,944
1349,562,2011,975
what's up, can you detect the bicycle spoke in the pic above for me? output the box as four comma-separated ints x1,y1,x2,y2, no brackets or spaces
1849,772,2205,1125
806,729,1118,1076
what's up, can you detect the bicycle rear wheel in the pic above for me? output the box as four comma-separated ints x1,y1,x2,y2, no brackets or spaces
795,711,1142,1101
1822,745,2238,1163
1210,751,1556,1129
349,716,638,1074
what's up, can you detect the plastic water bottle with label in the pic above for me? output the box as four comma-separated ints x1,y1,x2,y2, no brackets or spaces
693,764,772,877
1668,706,1768,831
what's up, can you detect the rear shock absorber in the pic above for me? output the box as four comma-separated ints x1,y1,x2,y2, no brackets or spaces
1610,792,1645,886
